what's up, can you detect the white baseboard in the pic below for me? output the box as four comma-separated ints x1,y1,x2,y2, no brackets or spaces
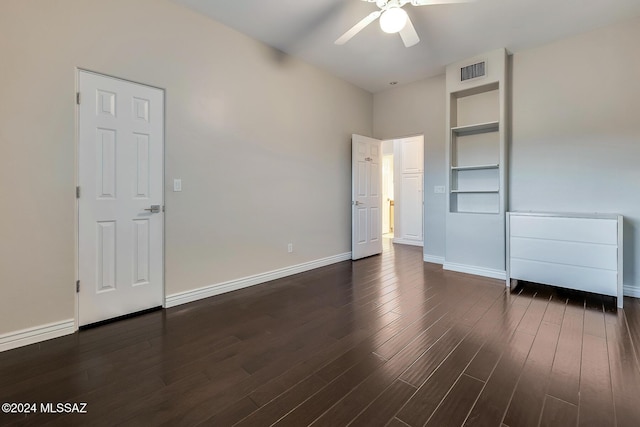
423,254,445,265
166,252,352,308
0,319,75,353
393,238,423,247
624,284,640,298
443,262,506,280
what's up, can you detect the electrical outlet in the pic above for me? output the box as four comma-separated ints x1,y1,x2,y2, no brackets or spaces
434,186,445,194
287,243,293,253
173,179,182,192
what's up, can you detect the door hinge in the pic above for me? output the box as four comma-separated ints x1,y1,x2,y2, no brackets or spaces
76,280,80,293
76,186,80,199
76,92,80,105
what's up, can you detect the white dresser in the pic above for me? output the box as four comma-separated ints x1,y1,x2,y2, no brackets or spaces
506,212,623,308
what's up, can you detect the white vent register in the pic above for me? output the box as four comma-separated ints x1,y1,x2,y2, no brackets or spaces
506,212,624,308
460,61,486,81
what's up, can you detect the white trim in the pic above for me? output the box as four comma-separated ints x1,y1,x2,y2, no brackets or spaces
443,262,506,280
166,252,352,308
423,254,445,265
393,238,423,247
0,319,75,353
624,284,640,299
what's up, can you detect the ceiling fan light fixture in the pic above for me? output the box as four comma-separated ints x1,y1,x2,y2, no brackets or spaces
379,7,408,34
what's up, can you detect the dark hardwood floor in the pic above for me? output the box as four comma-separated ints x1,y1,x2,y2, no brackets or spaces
2,239,640,426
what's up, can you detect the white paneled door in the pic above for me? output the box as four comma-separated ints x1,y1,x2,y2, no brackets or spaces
400,173,423,242
396,135,424,246
78,71,164,326
352,134,383,260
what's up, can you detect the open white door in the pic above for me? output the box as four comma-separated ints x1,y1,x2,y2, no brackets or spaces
352,134,383,260
78,71,164,326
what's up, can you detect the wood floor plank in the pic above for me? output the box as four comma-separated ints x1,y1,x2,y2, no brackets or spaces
196,396,258,427
245,280,442,420
309,323,450,426
272,352,386,427
463,331,536,427
515,291,551,336
547,296,584,405
623,298,640,373
542,295,567,325
464,303,529,382
314,303,436,385
584,297,606,338
157,329,348,425
309,309,457,427
82,371,210,427
502,321,562,427
605,309,640,427
392,275,503,392
386,417,412,427
248,328,371,407
539,395,578,427
347,380,416,427
398,325,469,387
373,302,447,360
578,333,615,427
395,333,482,426
106,313,343,425
234,375,327,427
425,374,484,427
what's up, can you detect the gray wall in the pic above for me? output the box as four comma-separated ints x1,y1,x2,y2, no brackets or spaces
0,0,372,334
374,16,640,294
510,16,640,294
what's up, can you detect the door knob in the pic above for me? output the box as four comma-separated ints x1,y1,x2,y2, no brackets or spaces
144,205,161,213
352,201,364,206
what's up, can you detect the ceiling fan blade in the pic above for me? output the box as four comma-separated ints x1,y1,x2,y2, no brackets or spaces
335,11,381,45
399,15,420,47
407,0,475,6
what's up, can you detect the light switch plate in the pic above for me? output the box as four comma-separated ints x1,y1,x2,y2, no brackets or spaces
434,186,446,194
173,179,182,192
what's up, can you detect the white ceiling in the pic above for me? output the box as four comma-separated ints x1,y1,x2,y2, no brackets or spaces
173,0,640,93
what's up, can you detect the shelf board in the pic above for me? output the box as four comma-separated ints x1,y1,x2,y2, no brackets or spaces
451,82,499,99
451,190,499,194
451,121,499,136
451,164,499,171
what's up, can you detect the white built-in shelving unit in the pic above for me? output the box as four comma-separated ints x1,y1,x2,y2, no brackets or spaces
444,49,509,279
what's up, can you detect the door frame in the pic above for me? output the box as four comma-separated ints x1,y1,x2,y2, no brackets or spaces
382,153,394,235
74,68,167,331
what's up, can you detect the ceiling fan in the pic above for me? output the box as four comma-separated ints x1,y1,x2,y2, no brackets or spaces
335,0,474,48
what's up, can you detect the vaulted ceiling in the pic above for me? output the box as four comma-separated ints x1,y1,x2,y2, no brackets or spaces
173,0,640,92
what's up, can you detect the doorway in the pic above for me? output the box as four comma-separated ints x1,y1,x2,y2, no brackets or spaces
77,70,165,326
384,135,424,247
